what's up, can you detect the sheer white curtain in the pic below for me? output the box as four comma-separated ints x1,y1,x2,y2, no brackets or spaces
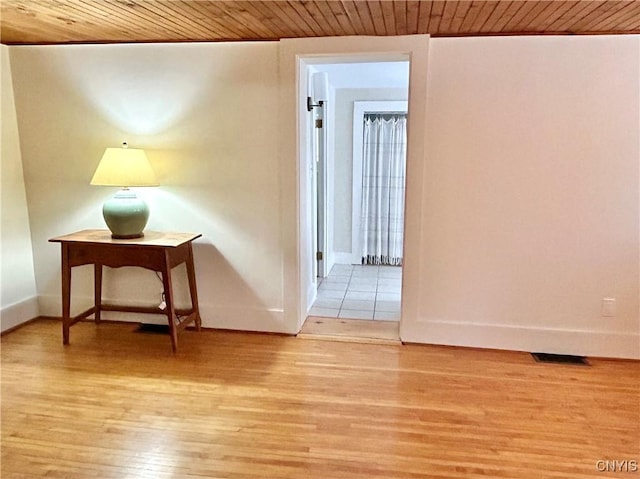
360,113,407,266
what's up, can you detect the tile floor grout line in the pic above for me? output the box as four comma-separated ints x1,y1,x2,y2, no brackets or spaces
338,267,353,314
373,271,379,320
314,264,402,320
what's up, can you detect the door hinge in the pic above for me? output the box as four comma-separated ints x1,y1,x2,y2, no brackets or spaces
315,119,323,129
316,251,323,261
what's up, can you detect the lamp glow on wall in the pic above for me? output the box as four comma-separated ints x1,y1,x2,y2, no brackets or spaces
90,142,159,239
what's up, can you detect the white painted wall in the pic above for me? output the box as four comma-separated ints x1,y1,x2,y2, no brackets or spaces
403,35,640,359
6,34,639,358
333,88,408,258
0,45,39,331
9,42,286,332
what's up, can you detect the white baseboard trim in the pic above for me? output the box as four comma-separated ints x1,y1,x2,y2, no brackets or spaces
1,296,40,333
401,319,640,360
199,303,290,333
38,294,292,334
40,292,637,358
305,282,317,317
333,253,357,265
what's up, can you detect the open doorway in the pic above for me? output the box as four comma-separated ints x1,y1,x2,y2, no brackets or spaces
278,35,429,339
302,59,410,339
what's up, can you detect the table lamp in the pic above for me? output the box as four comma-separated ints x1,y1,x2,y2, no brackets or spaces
90,142,159,239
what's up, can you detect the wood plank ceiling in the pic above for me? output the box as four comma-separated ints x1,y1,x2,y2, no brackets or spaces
1,1,639,45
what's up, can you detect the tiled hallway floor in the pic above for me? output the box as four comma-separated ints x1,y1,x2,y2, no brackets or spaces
309,264,402,320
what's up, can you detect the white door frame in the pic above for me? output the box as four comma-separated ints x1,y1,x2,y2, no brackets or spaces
314,100,329,279
351,100,409,265
278,35,430,334
306,67,330,283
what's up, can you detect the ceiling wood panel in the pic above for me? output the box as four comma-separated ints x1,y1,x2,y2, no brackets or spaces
471,1,501,31
510,0,549,31
459,1,485,32
480,1,512,32
413,1,430,34
350,1,377,35
427,1,445,32
394,0,408,35
254,1,304,37
496,1,526,33
548,1,597,31
241,1,287,38
510,1,543,31
437,0,458,34
575,1,627,31
365,1,387,36
327,1,358,36
563,1,611,31
533,1,574,31
609,4,640,31
225,1,280,37
341,1,368,35
1,0,638,45
205,1,265,38
315,1,344,36
380,1,397,35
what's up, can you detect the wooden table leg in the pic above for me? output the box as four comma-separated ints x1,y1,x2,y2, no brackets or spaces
162,251,178,353
186,243,201,331
61,244,71,345
94,264,102,323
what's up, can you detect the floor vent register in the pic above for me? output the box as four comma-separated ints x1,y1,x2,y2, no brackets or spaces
531,352,589,366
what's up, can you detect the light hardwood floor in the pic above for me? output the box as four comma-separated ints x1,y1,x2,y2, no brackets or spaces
2,319,638,478
299,316,400,344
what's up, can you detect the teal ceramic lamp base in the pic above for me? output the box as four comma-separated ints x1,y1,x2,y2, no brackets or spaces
102,188,150,239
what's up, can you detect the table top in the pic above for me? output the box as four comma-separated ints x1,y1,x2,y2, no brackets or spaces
49,229,202,248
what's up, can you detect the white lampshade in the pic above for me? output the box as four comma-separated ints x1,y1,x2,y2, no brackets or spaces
90,142,158,239
90,143,159,187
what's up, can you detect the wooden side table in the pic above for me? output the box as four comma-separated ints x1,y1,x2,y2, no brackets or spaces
49,229,202,352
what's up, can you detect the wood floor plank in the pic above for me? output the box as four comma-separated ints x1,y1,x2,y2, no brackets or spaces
1,319,638,478
299,316,400,342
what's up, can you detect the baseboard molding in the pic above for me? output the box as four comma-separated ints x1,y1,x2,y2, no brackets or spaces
305,282,317,318
14,298,639,359
1,296,40,333
36,293,640,358
199,303,290,333
0,317,41,336
37,294,292,334
333,253,357,265
401,319,640,360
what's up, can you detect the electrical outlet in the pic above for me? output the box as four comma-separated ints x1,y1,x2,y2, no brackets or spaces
602,298,616,317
